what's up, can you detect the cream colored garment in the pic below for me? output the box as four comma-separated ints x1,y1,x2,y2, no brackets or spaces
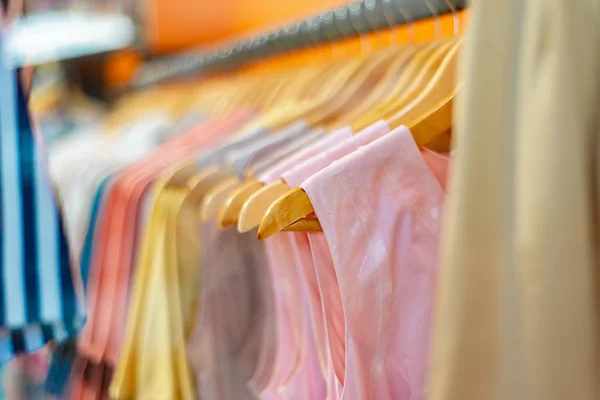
430,1,600,400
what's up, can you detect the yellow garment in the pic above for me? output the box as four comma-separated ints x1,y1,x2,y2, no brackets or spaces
110,184,196,399
430,1,600,399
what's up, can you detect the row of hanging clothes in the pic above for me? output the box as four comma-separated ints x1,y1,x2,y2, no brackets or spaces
3,0,600,399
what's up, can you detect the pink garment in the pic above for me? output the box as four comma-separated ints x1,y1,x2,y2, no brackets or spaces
308,233,345,400
258,127,353,184
420,148,450,191
301,126,449,399
277,232,328,400
282,120,390,188
260,121,390,400
271,121,390,399
259,235,309,400
250,128,354,399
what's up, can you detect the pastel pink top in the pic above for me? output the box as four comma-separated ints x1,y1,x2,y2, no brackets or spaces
270,121,389,400
258,127,353,184
259,122,391,400
282,120,390,188
301,126,449,400
255,128,356,400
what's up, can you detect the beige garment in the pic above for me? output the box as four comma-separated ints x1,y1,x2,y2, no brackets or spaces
429,1,600,400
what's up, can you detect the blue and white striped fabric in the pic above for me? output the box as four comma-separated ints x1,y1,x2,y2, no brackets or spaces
0,41,83,364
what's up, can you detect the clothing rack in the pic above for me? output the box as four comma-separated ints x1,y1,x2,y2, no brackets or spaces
134,0,466,87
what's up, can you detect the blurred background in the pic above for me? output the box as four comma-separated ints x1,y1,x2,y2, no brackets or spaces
9,0,462,142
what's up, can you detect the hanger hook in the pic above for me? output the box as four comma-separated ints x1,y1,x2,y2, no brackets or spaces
348,1,372,56
321,9,343,43
334,4,355,40
394,0,415,44
363,0,379,32
316,13,336,56
382,0,399,45
421,0,440,40
443,0,459,35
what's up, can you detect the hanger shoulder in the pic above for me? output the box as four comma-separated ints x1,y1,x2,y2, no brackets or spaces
238,180,290,232
257,42,462,238
306,51,400,127
282,217,322,232
407,92,455,148
257,187,315,240
186,169,233,204
387,40,461,132
200,177,240,221
218,179,264,228
350,44,439,131
164,162,198,186
380,40,455,117
328,46,418,129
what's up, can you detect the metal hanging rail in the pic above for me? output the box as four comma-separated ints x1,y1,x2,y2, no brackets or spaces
134,0,466,87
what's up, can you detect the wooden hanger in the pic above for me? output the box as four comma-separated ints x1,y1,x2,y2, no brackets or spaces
200,176,241,221
302,48,407,128
256,36,461,239
350,38,455,131
233,41,433,232
387,39,460,135
233,38,448,232
240,48,397,134
220,45,419,224
256,92,456,239
218,129,321,228
214,49,407,228
217,179,264,227
380,39,456,118
238,180,291,232
322,44,421,130
235,41,444,232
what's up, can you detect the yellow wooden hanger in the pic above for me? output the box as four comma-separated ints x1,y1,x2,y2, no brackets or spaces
322,44,421,130
213,49,398,226
387,39,460,135
235,44,423,232
256,93,456,239
233,26,452,232
256,28,462,238
238,180,292,232
235,37,448,232
217,47,412,228
350,38,454,131
238,47,395,135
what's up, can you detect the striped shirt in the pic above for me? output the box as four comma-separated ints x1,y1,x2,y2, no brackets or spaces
0,40,83,363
